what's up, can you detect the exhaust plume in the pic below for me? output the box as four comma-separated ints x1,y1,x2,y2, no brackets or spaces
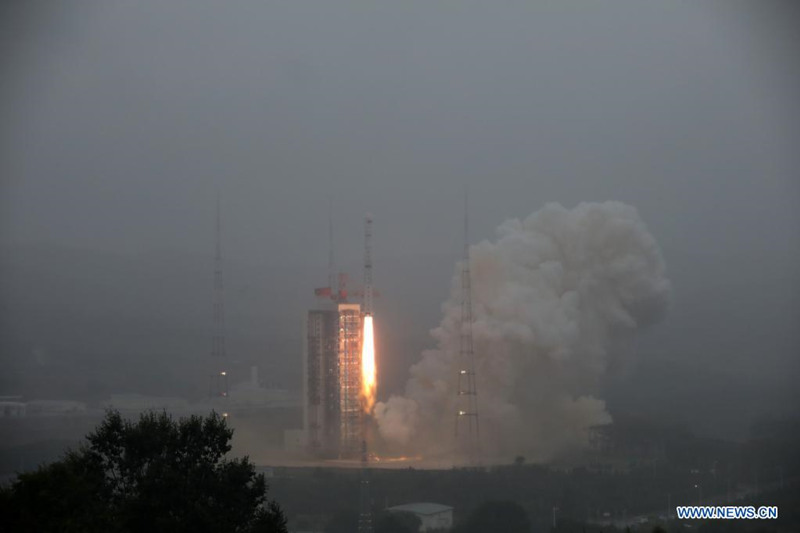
374,201,671,461
362,315,377,413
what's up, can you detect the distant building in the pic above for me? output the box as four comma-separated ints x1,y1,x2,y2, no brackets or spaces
386,503,454,532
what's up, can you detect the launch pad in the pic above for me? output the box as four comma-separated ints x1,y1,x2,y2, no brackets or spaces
303,214,377,462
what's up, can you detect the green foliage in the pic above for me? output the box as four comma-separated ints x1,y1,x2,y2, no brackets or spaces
0,450,110,533
0,410,287,533
374,510,422,533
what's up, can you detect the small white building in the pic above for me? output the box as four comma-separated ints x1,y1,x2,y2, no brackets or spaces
386,502,453,532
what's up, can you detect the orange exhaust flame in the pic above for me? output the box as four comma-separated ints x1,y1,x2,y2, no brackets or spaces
361,315,376,413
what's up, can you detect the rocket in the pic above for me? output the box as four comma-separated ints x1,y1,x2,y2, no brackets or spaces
363,214,373,316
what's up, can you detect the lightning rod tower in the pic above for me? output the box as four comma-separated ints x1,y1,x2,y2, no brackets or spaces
455,189,480,464
210,192,228,400
328,197,335,293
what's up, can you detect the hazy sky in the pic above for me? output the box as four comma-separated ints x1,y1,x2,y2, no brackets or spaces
1,1,798,435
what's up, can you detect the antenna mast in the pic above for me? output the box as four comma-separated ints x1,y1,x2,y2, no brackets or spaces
328,198,335,292
211,192,228,400
455,189,479,463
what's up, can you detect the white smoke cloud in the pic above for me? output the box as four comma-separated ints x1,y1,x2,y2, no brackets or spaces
374,201,671,461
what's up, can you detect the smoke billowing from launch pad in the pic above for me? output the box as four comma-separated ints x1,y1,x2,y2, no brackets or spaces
374,201,671,461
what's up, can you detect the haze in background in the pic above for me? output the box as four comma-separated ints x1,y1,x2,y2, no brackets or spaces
1,1,798,440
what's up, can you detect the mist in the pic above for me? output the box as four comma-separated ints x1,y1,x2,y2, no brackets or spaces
1,0,798,458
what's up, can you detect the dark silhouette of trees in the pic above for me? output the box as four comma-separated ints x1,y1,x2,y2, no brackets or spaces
0,410,287,533
456,500,530,533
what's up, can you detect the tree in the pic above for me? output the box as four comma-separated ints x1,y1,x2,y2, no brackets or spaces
0,410,287,533
457,500,530,533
